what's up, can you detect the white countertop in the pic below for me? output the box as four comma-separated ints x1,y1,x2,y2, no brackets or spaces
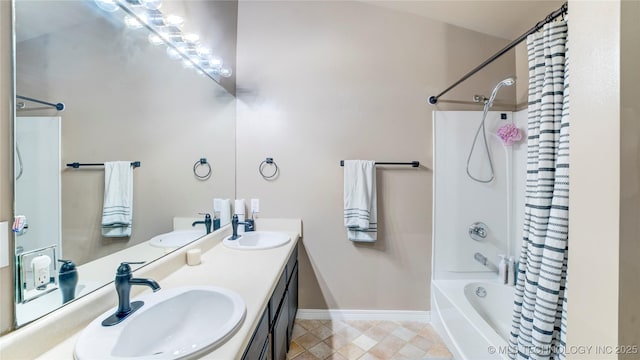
0,218,301,360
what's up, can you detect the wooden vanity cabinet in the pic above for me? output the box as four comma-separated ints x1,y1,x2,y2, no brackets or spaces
242,244,298,360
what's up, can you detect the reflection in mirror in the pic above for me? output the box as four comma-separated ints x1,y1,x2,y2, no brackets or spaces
13,0,237,326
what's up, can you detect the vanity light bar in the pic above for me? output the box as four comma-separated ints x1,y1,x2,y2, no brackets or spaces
96,0,232,82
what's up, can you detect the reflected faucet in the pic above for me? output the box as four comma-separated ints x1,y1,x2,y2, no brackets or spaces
192,213,212,234
102,262,160,326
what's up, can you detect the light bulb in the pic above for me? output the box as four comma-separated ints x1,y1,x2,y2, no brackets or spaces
140,0,162,10
183,33,199,43
220,66,232,78
95,0,119,12
148,34,163,45
196,46,210,57
182,59,194,68
176,44,188,54
124,15,145,29
209,55,222,67
166,47,181,60
165,14,184,26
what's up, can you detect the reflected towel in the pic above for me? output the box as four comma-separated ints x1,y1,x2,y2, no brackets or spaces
102,161,133,237
343,160,377,242
214,198,231,226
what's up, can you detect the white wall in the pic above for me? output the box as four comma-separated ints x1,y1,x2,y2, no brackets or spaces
567,0,621,357
236,0,515,310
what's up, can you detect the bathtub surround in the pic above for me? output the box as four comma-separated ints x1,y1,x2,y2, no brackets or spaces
431,109,527,358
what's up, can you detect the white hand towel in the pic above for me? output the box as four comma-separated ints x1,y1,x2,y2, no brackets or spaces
213,198,231,226
102,161,133,237
343,160,377,242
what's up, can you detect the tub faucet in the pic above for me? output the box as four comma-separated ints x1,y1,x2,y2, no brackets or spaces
102,262,161,326
474,252,488,266
192,213,212,234
230,214,254,240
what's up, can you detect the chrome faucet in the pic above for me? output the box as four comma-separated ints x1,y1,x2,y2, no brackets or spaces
230,214,255,240
192,213,212,234
102,262,161,326
474,252,488,266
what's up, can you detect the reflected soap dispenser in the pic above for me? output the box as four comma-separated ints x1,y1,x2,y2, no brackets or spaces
58,259,78,304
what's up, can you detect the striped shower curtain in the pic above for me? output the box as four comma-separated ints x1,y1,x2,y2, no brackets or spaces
508,19,569,360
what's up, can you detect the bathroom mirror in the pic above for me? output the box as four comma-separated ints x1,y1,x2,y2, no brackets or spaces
12,0,237,326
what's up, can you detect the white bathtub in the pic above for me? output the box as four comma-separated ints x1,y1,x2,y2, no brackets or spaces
431,279,515,360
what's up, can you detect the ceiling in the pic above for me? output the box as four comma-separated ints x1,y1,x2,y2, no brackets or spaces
361,0,565,40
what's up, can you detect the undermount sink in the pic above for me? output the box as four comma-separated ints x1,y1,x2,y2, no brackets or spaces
149,229,206,249
223,231,291,250
74,286,246,360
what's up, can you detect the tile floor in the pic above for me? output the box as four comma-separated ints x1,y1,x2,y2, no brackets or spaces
286,319,453,360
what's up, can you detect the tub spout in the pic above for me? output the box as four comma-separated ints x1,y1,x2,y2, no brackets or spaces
474,252,488,266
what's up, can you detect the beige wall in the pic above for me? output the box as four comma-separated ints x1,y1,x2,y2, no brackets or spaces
235,0,514,311
619,0,640,357
0,0,14,335
515,42,528,109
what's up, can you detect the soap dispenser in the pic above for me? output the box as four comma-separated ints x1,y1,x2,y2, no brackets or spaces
213,211,221,231
507,256,516,286
58,259,78,304
498,255,507,284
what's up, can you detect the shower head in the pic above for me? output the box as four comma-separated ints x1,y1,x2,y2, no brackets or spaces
487,77,515,107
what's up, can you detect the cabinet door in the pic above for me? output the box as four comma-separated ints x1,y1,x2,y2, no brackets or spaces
242,308,269,360
259,336,271,360
269,271,287,327
287,262,298,345
272,291,290,360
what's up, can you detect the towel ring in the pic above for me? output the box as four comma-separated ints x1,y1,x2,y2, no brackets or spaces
259,157,279,180
193,158,212,180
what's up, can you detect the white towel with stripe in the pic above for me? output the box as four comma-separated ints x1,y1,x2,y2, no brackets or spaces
102,161,133,237
343,160,377,242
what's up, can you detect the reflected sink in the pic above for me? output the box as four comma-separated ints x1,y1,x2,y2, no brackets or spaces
74,286,246,360
223,231,291,250
149,229,206,249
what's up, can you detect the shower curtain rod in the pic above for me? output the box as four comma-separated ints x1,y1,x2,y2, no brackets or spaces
16,95,65,111
427,2,568,105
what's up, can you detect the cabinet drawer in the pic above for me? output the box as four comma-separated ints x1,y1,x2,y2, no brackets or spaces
286,244,298,283
269,270,287,326
242,307,269,360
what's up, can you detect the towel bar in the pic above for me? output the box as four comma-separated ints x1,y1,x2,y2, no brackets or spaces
66,161,141,169
339,160,419,167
